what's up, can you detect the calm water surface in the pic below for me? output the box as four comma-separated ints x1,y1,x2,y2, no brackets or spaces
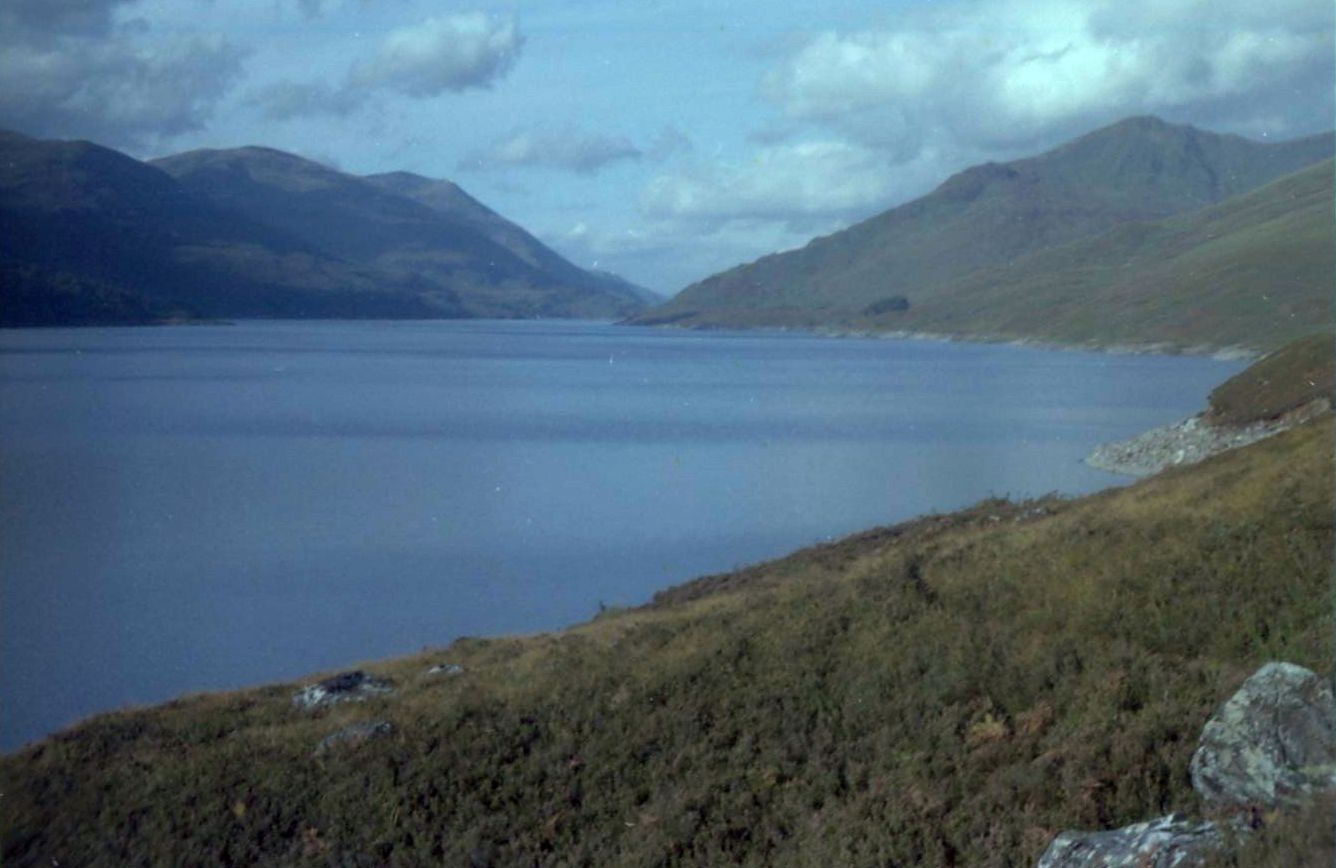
0,320,1240,749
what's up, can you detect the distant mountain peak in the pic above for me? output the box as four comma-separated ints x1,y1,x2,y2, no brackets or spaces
153,146,352,195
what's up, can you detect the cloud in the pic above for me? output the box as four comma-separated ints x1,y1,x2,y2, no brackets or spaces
463,128,643,174
351,13,522,97
255,12,523,119
641,139,911,229
761,0,1334,156
0,0,246,148
461,124,692,176
626,0,1333,291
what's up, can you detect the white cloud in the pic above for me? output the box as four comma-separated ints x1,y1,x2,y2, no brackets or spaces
641,140,910,228
253,13,523,120
762,0,1334,154
350,13,522,98
463,128,643,175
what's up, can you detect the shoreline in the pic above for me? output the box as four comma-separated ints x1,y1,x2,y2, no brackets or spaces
627,319,1261,362
1084,398,1332,477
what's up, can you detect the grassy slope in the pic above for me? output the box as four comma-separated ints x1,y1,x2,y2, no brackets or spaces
2,409,1331,865
858,161,1335,352
1206,332,1335,425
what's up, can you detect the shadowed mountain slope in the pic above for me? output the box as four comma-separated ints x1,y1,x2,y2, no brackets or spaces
365,170,659,307
0,129,439,325
153,150,650,320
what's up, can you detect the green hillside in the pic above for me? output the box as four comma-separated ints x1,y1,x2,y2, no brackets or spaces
4,362,1331,865
856,160,1335,352
631,117,1333,352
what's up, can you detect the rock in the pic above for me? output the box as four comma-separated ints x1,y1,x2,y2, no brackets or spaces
1084,405,1323,477
1037,813,1229,868
292,670,395,711
1038,661,1336,866
427,663,465,677
1190,661,1336,810
314,720,394,755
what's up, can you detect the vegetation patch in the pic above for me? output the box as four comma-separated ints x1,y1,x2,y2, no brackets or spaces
1206,332,1334,426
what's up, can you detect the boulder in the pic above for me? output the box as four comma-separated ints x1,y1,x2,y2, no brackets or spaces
1039,661,1336,866
292,670,395,711
1037,814,1228,868
1190,662,1336,809
315,720,394,755
427,663,465,677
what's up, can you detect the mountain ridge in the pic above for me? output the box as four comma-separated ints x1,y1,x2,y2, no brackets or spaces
153,147,650,320
0,129,648,326
630,116,1334,350
362,169,660,307
0,128,439,325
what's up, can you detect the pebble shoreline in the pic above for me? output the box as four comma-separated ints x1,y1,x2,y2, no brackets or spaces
1086,400,1330,477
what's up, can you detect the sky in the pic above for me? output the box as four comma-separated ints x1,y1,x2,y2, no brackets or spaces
1,0,1332,294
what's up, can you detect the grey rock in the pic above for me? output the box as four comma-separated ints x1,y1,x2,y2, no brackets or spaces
427,663,465,677
1037,814,1229,868
1084,400,1328,477
292,670,395,711
315,720,394,755
1191,661,1336,809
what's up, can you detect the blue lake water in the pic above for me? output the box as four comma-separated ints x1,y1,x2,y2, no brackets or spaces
0,320,1241,749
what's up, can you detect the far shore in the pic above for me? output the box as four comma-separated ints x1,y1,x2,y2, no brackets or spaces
624,317,1261,362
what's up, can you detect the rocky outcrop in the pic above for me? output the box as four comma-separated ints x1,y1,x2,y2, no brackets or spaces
1037,814,1231,868
315,720,394,756
1038,662,1336,867
1085,403,1327,477
292,670,395,711
1191,662,1336,809
427,663,465,677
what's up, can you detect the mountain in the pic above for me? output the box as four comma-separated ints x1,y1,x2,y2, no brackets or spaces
0,130,651,326
631,117,1334,348
856,159,1334,352
0,129,440,326
2,342,1331,865
153,150,651,319
364,171,659,307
